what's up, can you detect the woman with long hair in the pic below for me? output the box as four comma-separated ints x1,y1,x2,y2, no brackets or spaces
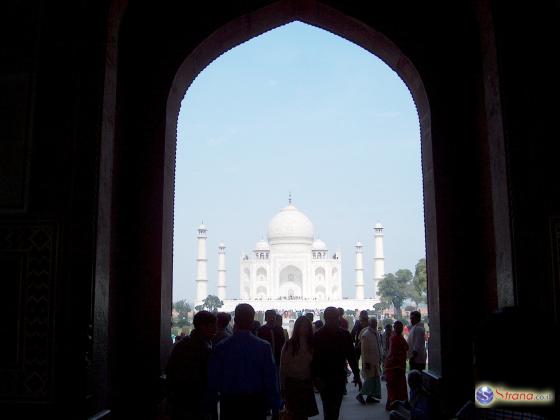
279,316,319,419
383,320,409,410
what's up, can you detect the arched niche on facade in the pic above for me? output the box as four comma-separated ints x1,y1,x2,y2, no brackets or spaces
315,267,325,283
256,285,267,299
315,285,326,300
279,265,303,297
256,267,267,282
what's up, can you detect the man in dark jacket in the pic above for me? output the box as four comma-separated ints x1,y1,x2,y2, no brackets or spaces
208,304,281,420
257,309,286,366
312,306,362,420
166,310,217,420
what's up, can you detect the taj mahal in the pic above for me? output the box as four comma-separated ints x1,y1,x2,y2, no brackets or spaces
194,198,384,311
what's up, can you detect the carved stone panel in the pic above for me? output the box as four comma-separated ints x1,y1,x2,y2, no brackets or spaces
0,74,33,211
0,222,57,402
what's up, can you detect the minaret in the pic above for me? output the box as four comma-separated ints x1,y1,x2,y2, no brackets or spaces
355,241,365,299
217,241,227,301
195,222,208,304
373,223,385,297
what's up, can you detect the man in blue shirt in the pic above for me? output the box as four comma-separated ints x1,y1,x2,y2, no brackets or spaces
208,303,281,420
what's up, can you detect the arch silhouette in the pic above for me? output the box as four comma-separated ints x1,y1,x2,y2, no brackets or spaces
163,0,438,369
279,265,303,297
315,267,326,282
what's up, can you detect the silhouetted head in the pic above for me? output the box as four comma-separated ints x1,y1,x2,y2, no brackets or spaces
337,307,345,318
313,320,324,330
393,320,404,335
385,323,393,333
369,318,378,330
290,315,314,356
296,315,313,337
408,369,423,391
234,303,255,331
359,311,369,328
193,310,217,341
265,309,276,325
216,312,231,330
324,306,340,328
410,310,421,326
251,319,261,334
275,314,283,328
305,312,314,323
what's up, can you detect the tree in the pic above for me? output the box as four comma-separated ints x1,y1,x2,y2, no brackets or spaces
412,258,427,306
395,268,413,285
373,301,389,318
377,272,410,319
195,295,223,313
172,299,192,329
407,287,425,308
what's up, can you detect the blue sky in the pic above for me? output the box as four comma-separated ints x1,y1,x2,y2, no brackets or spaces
173,22,425,303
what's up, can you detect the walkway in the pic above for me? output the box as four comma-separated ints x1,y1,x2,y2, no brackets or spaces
310,381,390,420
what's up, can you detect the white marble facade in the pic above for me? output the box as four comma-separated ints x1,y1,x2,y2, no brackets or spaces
239,202,343,300
194,199,385,306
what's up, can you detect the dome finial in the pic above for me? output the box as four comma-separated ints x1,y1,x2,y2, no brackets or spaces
288,191,292,205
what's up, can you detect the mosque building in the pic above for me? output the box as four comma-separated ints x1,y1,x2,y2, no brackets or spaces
195,198,384,311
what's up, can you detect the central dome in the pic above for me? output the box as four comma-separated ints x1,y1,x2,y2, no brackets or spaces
267,204,314,244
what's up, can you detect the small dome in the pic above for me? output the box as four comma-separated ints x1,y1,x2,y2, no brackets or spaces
375,222,383,229
254,239,270,251
355,241,363,247
267,204,314,244
219,241,225,248
312,239,327,250
198,223,207,231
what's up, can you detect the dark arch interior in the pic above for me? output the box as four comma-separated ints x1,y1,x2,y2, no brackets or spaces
1,1,558,418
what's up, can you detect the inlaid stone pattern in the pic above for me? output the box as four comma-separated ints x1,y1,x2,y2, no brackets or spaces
0,74,33,211
0,223,57,401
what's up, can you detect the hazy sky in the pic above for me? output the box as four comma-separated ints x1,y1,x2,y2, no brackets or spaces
173,22,425,303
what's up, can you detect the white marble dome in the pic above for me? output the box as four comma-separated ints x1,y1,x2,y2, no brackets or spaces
254,239,270,251
312,239,327,250
267,204,314,244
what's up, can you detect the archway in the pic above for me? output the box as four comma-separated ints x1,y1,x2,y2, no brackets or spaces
104,0,515,416
164,0,437,367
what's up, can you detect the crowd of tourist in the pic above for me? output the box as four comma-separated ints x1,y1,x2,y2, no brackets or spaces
165,305,428,420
